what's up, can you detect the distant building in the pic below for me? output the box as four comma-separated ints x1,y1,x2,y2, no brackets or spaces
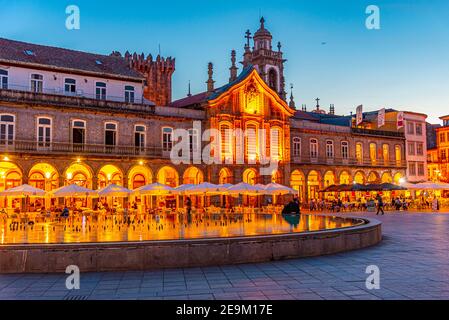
345,109,428,183
427,115,449,182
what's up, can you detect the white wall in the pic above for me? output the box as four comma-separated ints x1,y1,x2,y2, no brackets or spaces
404,113,428,182
0,65,144,103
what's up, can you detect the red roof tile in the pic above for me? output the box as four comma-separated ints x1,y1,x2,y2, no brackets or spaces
0,38,144,81
294,110,319,121
170,92,208,108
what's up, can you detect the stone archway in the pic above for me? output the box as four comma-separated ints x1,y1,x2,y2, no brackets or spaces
98,164,123,188
28,163,59,192
183,167,204,185
354,171,366,185
339,171,351,185
323,170,336,187
290,169,305,202
64,162,94,189
127,165,153,190
307,170,321,202
381,172,393,184
367,171,380,184
157,166,179,188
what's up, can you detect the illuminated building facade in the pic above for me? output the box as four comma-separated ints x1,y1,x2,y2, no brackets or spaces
0,19,408,205
427,115,449,182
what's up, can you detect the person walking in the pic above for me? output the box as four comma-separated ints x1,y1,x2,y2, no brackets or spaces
376,194,385,215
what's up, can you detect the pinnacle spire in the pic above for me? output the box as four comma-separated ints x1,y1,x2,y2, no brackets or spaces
206,62,215,93
229,50,238,82
289,84,296,109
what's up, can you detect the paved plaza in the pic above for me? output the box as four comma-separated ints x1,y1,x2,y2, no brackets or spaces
1,211,448,300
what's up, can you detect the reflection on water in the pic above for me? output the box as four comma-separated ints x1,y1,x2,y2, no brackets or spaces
0,213,364,245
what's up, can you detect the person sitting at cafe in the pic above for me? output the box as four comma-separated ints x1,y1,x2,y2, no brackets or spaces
60,206,69,218
394,197,402,211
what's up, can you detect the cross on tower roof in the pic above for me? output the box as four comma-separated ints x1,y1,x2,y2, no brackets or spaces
245,30,252,47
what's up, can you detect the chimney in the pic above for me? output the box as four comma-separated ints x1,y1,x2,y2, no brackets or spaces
301,104,307,112
329,104,335,115
206,62,215,93
229,50,238,82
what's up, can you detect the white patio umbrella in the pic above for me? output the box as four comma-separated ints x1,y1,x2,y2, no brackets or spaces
0,184,46,197
415,182,449,190
133,182,175,196
185,182,221,195
97,184,132,197
49,184,96,198
401,182,421,190
216,183,233,193
263,183,297,195
227,182,266,196
172,184,195,195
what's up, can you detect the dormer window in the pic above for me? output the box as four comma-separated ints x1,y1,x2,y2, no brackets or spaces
24,50,35,56
95,60,103,65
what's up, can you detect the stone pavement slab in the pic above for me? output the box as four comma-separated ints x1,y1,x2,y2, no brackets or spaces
1,212,449,300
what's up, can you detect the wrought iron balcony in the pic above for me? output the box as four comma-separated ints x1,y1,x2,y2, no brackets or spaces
0,140,165,158
351,127,405,138
291,156,407,168
0,85,155,115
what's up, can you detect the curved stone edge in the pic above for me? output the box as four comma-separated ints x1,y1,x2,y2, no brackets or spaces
0,217,382,274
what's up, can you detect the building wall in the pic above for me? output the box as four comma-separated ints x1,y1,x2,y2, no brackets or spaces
0,104,194,148
403,113,428,182
0,65,144,102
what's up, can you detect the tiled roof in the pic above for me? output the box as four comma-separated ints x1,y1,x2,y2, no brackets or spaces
0,38,144,81
293,110,319,121
169,92,208,108
208,66,254,100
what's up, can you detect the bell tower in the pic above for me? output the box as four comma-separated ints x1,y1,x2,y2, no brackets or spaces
242,17,287,100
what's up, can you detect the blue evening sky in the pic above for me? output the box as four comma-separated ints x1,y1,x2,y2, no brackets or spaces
1,0,448,123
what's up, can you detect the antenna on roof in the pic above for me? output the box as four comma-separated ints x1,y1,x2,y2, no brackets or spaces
187,80,192,97
158,44,161,56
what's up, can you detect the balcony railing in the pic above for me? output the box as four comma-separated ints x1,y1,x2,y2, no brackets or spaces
291,156,407,168
0,140,164,158
351,127,405,138
0,85,155,114
2,83,145,104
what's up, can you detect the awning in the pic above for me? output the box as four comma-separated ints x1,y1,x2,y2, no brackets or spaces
0,184,46,197
49,184,96,197
97,184,132,197
263,183,297,195
227,182,265,196
133,183,175,196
